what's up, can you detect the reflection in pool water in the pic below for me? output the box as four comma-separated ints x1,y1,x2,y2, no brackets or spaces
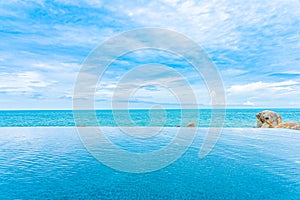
0,127,299,199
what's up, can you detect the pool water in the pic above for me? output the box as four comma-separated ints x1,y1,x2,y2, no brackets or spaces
0,127,299,199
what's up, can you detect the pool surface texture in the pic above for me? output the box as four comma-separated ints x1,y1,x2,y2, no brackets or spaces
0,127,299,199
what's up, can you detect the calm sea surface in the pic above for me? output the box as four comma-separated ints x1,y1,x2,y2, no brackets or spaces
0,109,300,127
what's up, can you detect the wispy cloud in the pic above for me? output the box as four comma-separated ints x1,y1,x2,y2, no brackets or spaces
0,0,300,108
0,71,55,93
226,80,300,107
227,81,299,94
54,0,103,8
243,101,255,106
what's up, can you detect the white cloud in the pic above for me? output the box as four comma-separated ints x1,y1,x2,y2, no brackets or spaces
21,24,113,48
54,0,102,8
243,101,255,106
161,0,180,7
227,81,298,94
221,68,247,77
0,0,44,6
1,0,300,108
119,0,241,49
32,62,80,72
110,0,300,55
0,72,55,93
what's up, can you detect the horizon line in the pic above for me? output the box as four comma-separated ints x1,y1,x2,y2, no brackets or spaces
1,107,300,111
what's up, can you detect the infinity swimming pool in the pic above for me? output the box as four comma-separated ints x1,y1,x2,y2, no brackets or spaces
0,127,299,199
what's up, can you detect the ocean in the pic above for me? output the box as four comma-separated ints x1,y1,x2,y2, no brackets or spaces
1,109,300,199
0,108,300,127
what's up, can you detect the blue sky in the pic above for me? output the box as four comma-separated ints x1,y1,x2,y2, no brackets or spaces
0,0,300,109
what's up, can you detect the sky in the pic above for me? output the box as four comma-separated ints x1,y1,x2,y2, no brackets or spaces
0,0,300,109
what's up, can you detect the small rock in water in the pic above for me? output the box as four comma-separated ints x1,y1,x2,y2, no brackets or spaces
187,122,196,127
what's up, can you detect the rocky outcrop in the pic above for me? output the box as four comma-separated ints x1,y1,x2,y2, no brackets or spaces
256,110,300,130
276,122,300,130
255,110,282,128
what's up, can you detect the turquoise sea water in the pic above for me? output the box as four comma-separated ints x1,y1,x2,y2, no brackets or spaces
1,109,299,198
1,109,300,127
0,127,299,199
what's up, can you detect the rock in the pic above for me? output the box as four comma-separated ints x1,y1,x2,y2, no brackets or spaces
187,122,196,127
255,110,282,128
276,122,300,130
256,110,300,130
